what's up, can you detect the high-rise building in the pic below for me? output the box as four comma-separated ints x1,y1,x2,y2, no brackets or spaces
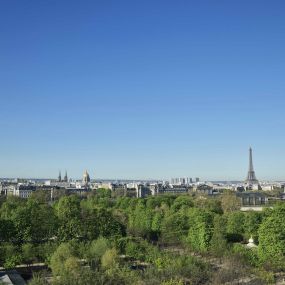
245,147,259,184
58,171,62,182
171,177,193,185
186,177,193,184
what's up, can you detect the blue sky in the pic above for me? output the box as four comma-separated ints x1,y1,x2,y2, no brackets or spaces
1,0,285,180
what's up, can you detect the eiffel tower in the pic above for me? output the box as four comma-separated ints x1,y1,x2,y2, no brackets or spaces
245,147,258,184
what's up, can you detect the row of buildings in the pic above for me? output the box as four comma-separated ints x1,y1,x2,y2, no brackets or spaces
0,170,92,199
170,177,199,185
1,148,284,207
1,177,284,209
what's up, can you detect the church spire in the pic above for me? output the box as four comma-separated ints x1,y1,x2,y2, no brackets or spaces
83,170,91,185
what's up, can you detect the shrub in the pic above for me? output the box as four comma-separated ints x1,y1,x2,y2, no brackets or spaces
101,248,118,268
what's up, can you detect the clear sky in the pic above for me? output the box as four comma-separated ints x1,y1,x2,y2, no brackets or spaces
1,0,285,181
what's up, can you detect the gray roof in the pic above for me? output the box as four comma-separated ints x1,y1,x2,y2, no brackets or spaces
0,271,26,285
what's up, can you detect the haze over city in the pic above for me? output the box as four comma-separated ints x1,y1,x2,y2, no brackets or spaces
1,1,285,180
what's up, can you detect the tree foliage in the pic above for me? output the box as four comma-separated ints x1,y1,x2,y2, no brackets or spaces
258,204,285,268
221,191,241,213
2,189,285,284
187,208,214,252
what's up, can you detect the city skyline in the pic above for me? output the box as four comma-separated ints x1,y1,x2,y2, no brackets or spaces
1,1,285,180
0,146,282,182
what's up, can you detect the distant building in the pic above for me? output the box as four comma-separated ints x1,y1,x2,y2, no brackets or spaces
58,171,62,182
13,184,36,199
148,183,189,195
186,177,193,184
66,187,89,197
136,184,151,198
170,177,193,185
193,184,217,195
111,183,127,196
161,186,189,195
0,182,17,196
63,170,68,182
82,170,91,185
260,184,275,191
195,177,200,183
235,185,245,192
237,192,268,206
95,182,112,190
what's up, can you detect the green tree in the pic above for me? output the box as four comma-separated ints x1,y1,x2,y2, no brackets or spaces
210,215,228,257
64,256,81,276
101,248,118,268
221,191,241,213
56,195,82,241
1,244,21,269
96,188,112,198
115,197,132,210
37,242,58,264
226,211,245,242
160,208,189,244
29,190,50,204
171,196,194,212
10,199,57,242
195,197,223,214
125,240,146,261
87,237,109,267
29,273,49,285
97,208,125,238
0,219,15,241
0,196,25,219
151,210,164,239
56,195,81,220
50,243,75,276
161,279,184,285
231,243,259,267
244,211,263,241
81,207,125,240
258,204,285,268
128,201,153,238
22,243,37,266
4,255,21,270
187,208,214,252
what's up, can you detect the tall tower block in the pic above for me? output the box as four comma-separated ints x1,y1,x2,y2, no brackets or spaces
245,147,258,184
